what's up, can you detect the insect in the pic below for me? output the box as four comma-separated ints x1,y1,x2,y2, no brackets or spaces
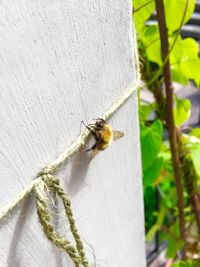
82,118,124,160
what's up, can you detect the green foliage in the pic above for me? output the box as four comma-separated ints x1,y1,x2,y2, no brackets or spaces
133,0,200,87
172,260,199,267
173,97,191,126
144,186,158,231
172,38,200,86
142,25,162,65
189,137,200,177
146,223,160,241
143,156,163,186
133,0,155,32
133,0,200,261
164,0,195,32
139,101,155,121
146,205,167,241
190,128,200,138
140,120,163,170
165,221,183,258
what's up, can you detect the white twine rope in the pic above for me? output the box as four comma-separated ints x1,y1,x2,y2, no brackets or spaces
0,83,138,221
0,34,140,222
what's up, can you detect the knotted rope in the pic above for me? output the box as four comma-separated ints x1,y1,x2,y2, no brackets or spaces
35,169,89,267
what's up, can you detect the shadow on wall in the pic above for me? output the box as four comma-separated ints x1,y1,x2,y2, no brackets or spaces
66,150,90,196
6,194,34,267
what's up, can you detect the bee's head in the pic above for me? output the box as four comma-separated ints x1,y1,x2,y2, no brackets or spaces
95,118,105,130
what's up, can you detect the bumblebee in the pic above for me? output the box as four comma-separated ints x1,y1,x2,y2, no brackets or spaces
83,118,124,160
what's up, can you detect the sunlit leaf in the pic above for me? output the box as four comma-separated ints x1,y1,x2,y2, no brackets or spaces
190,143,200,176
179,58,200,87
190,128,200,138
164,0,195,32
172,260,199,267
173,98,191,126
133,0,155,33
141,25,162,65
171,68,189,84
171,37,199,85
181,38,199,58
146,38,162,65
170,35,185,64
141,24,159,46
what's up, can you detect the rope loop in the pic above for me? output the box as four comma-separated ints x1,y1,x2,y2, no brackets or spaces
34,174,90,267
41,173,60,188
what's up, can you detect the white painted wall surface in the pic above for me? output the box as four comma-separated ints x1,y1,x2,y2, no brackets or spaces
0,1,146,267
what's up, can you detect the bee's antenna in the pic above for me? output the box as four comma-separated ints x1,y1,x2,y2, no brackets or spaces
81,120,87,127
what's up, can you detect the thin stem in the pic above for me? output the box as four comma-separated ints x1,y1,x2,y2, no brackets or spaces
147,0,189,87
155,0,186,259
132,0,154,14
163,0,189,66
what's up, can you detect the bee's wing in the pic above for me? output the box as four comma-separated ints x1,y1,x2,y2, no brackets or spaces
113,130,124,141
89,148,100,161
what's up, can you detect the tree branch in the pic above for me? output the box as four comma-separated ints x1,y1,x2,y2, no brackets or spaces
155,0,186,259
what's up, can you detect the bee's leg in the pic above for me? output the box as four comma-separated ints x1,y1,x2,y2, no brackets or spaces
85,142,98,152
80,120,90,135
81,120,96,129
85,125,100,141
82,123,100,151
85,129,100,151
81,120,89,131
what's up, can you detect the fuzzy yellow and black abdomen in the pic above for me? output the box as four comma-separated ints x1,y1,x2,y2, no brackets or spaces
98,124,113,150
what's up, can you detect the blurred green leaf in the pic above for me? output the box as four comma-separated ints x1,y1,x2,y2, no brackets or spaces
146,224,160,241
173,97,191,126
134,0,200,252
190,128,200,138
141,25,162,65
146,38,162,65
139,102,155,121
171,69,189,85
172,261,186,267
133,0,155,33
190,143,200,176
157,205,167,226
181,38,199,58
143,157,163,186
171,38,200,86
165,221,183,258
141,24,159,46
179,58,200,87
172,260,199,267
164,0,195,32
166,236,178,258
140,120,163,170
144,186,158,230
170,35,184,64
170,37,198,64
